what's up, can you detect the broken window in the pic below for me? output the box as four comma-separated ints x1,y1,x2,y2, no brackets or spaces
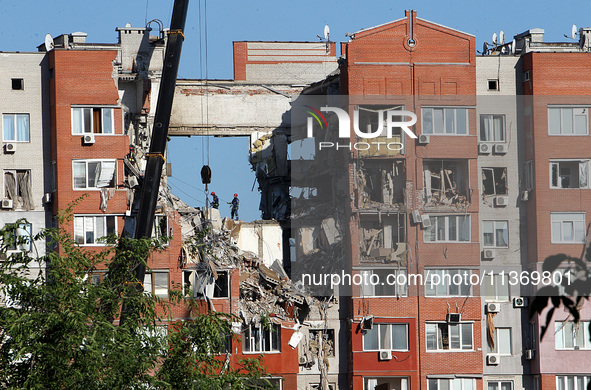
143,271,169,298
361,269,408,297
2,222,31,252
480,114,505,142
243,323,280,352
309,329,335,357
4,170,33,210
363,323,409,351
423,160,469,205
72,107,114,134
73,215,116,245
357,159,405,207
183,269,229,298
424,215,470,243
152,215,169,243
422,107,468,135
359,214,406,261
550,160,589,189
482,167,507,195
73,160,116,189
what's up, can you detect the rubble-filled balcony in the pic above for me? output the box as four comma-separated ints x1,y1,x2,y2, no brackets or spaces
355,159,406,210
423,159,470,209
359,213,406,264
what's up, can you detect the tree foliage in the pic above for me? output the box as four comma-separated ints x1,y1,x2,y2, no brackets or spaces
0,208,270,389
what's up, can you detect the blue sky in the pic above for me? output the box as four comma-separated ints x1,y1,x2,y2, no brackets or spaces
2,0,590,221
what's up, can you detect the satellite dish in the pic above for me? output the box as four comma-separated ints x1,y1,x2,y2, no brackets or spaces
572,24,578,39
323,25,330,41
482,41,488,55
499,30,505,45
511,38,516,54
492,32,498,45
44,33,54,52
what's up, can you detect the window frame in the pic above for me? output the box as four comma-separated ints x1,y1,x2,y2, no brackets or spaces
554,320,591,350
487,381,513,390
143,271,169,299
425,269,472,297
425,322,474,351
72,159,117,190
556,376,591,390
421,107,470,135
242,323,281,353
3,222,32,252
71,106,116,135
479,114,505,142
481,167,508,196
73,215,117,246
360,269,408,297
549,160,590,189
488,327,512,355
483,273,510,302
424,215,471,243
482,220,509,248
3,169,33,210
548,106,589,136
2,113,30,142
550,212,586,244
362,323,409,352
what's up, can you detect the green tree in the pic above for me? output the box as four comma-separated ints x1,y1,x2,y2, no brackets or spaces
0,210,271,389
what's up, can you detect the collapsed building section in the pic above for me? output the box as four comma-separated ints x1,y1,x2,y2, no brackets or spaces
355,159,406,209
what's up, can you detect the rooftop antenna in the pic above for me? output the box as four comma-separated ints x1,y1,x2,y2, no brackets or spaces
44,33,54,52
492,32,498,46
482,41,489,55
324,24,330,41
499,30,505,45
572,24,578,39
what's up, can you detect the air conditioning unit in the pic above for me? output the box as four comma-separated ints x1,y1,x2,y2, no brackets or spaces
411,210,422,224
479,143,492,154
1,199,13,209
487,354,500,365
495,196,509,207
446,313,461,323
520,190,529,201
83,134,95,144
4,143,16,153
43,193,52,204
419,134,430,144
128,176,139,188
421,214,432,228
494,144,508,154
525,349,535,360
513,297,528,308
482,249,496,260
379,350,392,361
486,302,500,313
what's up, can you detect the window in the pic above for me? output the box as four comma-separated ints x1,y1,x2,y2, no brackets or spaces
309,329,335,357
363,323,409,351
548,107,588,135
425,269,472,296
143,272,169,298
551,213,586,244
423,160,470,205
482,221,508,247
11,78,24,90
550,160,589,189
183,270,229,298
480,114,505,142
488,328,512,355
72,160,116,189
3,114,29,142
482,168,507,195
360,269,408,297
557,376,591,390
243,323,280,353
426,322,473,351
366,377,408,390
4,170,33,210
2,222,31,252
524,70,531,82
73,215,116,245
428,379,475,390
424,215,470,243
72,107,114,134
487,80,499,91
555,321,591,349
153,215,169,242
488,382,512,390
483,274,510,301
422,107,468,135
